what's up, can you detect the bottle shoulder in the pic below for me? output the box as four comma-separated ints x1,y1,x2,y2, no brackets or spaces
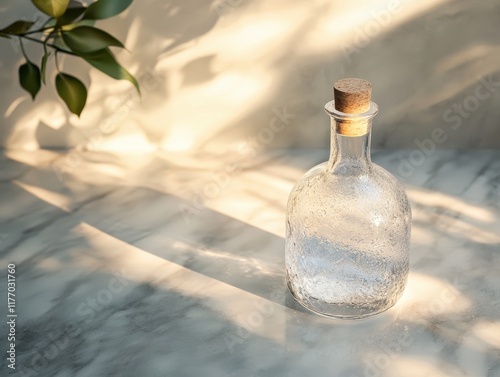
293,161,402,187
288,161,410,210
370,163,408,195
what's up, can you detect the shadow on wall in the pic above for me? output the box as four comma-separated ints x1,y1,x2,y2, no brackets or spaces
0,0,499,150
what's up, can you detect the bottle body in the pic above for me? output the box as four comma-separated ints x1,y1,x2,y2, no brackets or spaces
285,101,411,319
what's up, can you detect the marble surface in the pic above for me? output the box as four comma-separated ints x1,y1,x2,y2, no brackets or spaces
0,148,499,377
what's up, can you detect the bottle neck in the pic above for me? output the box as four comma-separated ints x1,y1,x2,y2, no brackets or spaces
328,120,372,170
324,101,378,174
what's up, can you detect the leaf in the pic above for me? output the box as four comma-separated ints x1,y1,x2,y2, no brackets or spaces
60,19,96,31
62,26,124,53
41,50,51,84
57,1,87,26
31,0,70,18
0,21,35,35
52,35,71,51
55,73,87,116
82,49,139,93
19,61,41,100
84,0,133,20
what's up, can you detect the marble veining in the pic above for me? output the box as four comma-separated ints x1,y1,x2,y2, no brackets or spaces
0,149,499,377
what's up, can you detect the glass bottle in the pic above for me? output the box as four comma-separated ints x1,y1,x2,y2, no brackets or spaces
285,78,411,319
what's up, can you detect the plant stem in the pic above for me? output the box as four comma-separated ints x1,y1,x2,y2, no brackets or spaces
55,51,61,72
18,37,29,61
18,34,78,56
23,26,55,35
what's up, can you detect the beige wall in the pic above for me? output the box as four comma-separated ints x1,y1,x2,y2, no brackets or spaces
1,0,499,151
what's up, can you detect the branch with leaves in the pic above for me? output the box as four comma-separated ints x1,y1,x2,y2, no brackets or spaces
0,0,139,116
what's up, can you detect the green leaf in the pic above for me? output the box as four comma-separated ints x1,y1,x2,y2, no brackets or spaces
31,0,70,18
0,21,35,35
62,26,124,53
60,19,96,31
52,35,71,51
55,73,87,116
19,61,41,100
84,0,133,20
57,1,87,26
41,50,51,84
82,49,139,93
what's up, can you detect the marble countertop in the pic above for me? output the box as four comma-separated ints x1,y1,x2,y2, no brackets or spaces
1,148,499,377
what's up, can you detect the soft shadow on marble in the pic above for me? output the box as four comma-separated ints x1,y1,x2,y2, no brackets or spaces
0,149,499,377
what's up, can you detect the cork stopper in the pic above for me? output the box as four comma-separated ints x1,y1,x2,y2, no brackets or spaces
334,78,372,113
333,78,372,136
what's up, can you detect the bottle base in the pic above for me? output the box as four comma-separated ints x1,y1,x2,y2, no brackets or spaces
287,283,397,320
